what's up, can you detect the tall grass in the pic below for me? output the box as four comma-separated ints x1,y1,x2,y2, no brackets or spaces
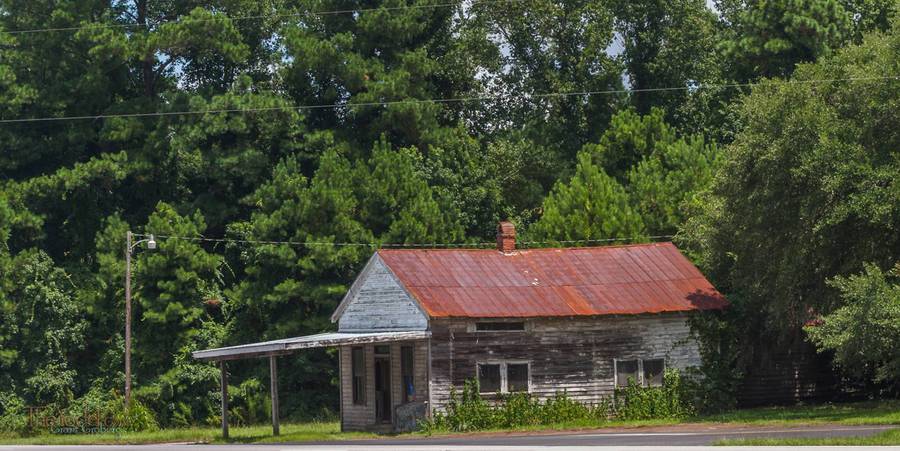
422,368,693,433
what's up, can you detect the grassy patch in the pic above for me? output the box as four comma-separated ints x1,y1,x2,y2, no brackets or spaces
414,417,682,437
1,400,898,445
715,427,900,446
415,400,900,437
695,399,900,426
0,421,377,445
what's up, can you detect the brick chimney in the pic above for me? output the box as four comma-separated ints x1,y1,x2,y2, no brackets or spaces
496,221,516,252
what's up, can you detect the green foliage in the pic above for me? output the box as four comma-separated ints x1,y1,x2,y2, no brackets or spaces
588,108,678,180
0,389,158,435
719,0,853,80
227,379,269,427
530,108,719,240
683,19,900,384
134,203,223,378
594,108,721,235
65,389,158,433
116,399,159,433
425,372,694,433
468,0,623,159
685,309,743,413
528,152,647,243
614,0,721,120
806,263,900,390
2,0,897,429
626,139,719,236
426,381,495,432
840,0,898,38
613,369,695,420
423,380,606,433
4,152,130,257
0,393,27,434
355,138,465,243
125,81,309,231
0,249,85,406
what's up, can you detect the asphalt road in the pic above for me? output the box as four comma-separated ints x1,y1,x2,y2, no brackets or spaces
0,424,895,450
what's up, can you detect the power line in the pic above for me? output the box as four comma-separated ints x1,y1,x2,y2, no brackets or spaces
132,233,673,249
519,235,674,246
1,75,896,124
1,0,516,36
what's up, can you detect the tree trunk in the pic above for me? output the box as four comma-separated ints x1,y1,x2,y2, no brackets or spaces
136,0,155,97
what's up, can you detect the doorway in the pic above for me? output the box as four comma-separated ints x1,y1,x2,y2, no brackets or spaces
374,354,392,423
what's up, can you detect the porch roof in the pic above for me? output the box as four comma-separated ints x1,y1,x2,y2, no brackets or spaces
192,330,431,362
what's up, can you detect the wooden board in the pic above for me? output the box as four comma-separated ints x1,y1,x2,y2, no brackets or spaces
336,254,428,332
428,313,701,409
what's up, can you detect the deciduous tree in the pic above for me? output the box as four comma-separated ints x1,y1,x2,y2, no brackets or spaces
683,21,900,370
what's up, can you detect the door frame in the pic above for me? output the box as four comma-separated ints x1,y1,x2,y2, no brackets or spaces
373,351,392,424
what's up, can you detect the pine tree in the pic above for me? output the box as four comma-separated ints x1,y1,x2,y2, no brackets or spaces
719,0,853,80
528,152,646,243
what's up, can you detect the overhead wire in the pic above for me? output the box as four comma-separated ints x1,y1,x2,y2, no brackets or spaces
0,75,896,124
0,0,519,36
132,233,674,249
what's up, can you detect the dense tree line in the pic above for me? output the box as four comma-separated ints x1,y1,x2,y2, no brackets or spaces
0,0,896,427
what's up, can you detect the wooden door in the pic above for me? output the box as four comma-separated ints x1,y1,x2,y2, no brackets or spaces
374,357,392,423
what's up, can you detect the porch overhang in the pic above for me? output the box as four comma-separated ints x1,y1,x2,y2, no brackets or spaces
191,330,431,362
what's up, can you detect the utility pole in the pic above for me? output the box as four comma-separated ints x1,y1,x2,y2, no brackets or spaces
125,231,132,408
124,231,156,409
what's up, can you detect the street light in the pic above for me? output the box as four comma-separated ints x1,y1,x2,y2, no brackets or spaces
125,231,157,408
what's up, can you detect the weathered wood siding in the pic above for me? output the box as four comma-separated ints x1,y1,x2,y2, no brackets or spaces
339,340,429,431
428,313,700,410
339,344,375,429
337,255,428,332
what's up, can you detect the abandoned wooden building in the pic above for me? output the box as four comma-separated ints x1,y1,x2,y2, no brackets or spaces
193,221,728,434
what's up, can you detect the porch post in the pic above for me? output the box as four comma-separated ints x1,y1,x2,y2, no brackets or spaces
220,361,229,439
269,355,280,436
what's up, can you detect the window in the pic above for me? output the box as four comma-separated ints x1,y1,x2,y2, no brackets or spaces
507,363,530,392
643,359,665,387
351,347,365,404
401,346,414,403
615,359,639,387
477,362,530,394
477,363,502,393
615,358,666,387
476,322,525,331
374,345,391,355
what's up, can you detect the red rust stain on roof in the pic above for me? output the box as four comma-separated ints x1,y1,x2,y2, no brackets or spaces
378,242,728,318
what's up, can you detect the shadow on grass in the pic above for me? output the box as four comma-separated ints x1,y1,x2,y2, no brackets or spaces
697,399,900,425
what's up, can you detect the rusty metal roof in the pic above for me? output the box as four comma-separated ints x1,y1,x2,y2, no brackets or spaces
377,242,727,318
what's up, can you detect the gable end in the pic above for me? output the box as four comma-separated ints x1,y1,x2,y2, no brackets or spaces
332,253,428,332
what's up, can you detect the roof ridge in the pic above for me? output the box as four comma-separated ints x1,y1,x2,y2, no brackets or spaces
377,241,676,253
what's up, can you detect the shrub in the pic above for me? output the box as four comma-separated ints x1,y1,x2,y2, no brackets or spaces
0,389,158,437
687,308,743,413
424,369,695,433
66,389,158,432
542,391,605,423
0,393,28,435
496,392,542,428
612,368,694,420
430,380,495,432
115,398,159,432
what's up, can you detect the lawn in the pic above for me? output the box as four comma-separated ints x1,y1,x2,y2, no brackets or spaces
695,399,900,426
0,421,377,445
716,427,900,446
2,399,898,445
